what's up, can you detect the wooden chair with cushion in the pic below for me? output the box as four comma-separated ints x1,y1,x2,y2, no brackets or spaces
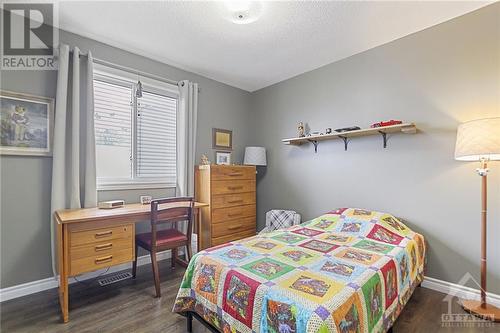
132,197,194,297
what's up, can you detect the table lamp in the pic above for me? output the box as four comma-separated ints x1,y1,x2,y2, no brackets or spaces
244,146,267,167
455,117,500,321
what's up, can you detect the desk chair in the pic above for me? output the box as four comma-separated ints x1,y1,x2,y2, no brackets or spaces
132,197,194,297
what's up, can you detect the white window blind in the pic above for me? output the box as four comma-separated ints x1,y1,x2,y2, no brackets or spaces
94,79,133,180
136,91,177,180
93,67,178,190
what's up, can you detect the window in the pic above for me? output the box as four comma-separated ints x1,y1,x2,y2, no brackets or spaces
93,65,178,190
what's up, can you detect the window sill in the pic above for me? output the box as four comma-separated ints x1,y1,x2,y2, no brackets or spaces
97,182,176,191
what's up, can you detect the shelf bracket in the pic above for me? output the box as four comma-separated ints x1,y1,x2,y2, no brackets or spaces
378,131,388,148
339,136,349,151
307,140,319,153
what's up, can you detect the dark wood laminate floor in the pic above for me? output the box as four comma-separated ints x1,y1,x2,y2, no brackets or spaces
1,259,498,333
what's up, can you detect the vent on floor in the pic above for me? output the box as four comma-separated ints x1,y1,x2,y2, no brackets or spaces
98,272,132,286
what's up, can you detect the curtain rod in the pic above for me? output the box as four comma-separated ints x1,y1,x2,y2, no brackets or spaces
77,52,183,87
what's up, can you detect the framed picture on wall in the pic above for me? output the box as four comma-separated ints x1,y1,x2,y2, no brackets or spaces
215,151,231,165
0,91,54,156
212,128,232,150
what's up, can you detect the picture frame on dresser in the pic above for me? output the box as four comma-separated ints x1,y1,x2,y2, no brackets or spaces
215,151,231,165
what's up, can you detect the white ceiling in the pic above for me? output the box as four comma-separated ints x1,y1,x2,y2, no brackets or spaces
57,1,491,92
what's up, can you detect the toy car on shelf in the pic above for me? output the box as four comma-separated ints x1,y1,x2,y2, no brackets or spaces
370,120,403,128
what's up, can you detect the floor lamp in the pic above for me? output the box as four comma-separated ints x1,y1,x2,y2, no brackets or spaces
455,117,500,321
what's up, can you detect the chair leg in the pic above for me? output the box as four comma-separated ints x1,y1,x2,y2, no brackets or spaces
171,248,177,268
186,243,192,262
150,251,161,298
132,243,138,278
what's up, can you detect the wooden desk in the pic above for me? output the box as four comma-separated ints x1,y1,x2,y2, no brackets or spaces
55,202,208,323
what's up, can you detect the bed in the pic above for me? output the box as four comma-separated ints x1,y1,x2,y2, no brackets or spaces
173,208,425,333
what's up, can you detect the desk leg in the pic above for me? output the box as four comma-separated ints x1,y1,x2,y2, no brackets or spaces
57,222,69,323
60,273,69,323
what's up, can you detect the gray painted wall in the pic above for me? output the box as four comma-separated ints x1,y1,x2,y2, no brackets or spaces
0,30,253,288
251,4,500,292
1,4,499,293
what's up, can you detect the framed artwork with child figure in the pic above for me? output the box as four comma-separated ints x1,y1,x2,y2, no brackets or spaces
0,91,54,156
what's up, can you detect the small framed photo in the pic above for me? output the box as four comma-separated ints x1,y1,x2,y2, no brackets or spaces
140,195,152,205
212,128,232,150
215,151,231,165
1,90,54,156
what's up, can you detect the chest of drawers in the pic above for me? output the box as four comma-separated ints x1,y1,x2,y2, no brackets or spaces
195,165,256,250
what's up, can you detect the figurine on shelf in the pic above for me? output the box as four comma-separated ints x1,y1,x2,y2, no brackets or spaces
297,122,305,137
200,154,210,165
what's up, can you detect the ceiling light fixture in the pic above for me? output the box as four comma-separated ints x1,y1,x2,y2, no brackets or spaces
223,1,263,24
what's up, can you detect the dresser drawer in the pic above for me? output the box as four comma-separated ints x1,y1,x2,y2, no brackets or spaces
211,166,255,181
70,237,133,260
212,205,255,223
70,224,134,247
211,229,256,247
70,248,134,276
212,216,255,238
212,180,255,195
212,192,255,209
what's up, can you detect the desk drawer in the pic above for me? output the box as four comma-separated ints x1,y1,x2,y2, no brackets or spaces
211,229,255,247
212,205,255,223
70,237,133,260
211,166,255,181
212,192,255,209
70,224,133,247
211,180,255,195
70,248,133,276
212,216,255,238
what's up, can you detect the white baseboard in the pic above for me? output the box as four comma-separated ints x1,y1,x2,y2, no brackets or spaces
422,276,500,307
0,250,177,303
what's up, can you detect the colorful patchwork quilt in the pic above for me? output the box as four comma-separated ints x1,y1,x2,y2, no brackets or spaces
173,208,425,333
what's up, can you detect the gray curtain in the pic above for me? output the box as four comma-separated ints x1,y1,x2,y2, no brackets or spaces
50,44,97,275
176,80,198,197
176,81,198,239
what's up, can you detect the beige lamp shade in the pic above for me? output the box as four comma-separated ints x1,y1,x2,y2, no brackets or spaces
244,146,267,166
455,117,500,161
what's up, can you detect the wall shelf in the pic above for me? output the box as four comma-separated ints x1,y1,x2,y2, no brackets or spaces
282,123,417,152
